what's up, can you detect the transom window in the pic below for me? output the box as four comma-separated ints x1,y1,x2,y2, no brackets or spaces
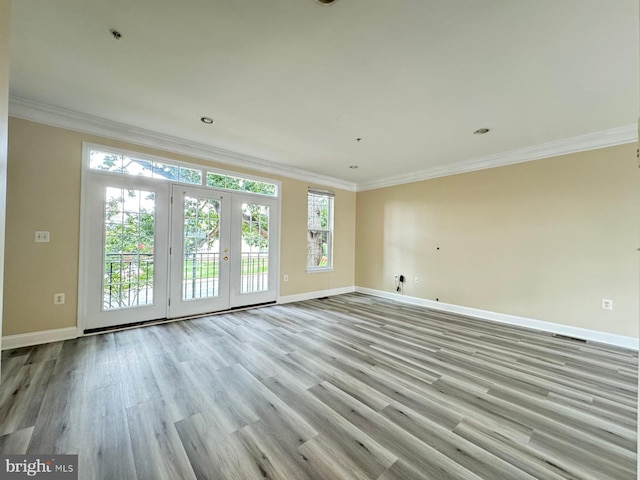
88,147,279,197
207,173,277,196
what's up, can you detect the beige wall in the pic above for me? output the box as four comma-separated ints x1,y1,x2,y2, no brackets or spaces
3,118,356,336
4,116,637,339
356,144,639,338
0,0,10,354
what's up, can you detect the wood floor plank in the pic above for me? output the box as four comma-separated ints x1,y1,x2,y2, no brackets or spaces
0,426,34,454
174,414,267,480
261,374,398,478
431,375,636,464
126,399,197,480
24,341,64,365
453,418,593,480
296,435,374,480
147,353,209,422
1,349,31,385
309,380,485,480
528,428,635,480
379,402,538,480
216,364,319,449
236,420,314,480
0,359,56,436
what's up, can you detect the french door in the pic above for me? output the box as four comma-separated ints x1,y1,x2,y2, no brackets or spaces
82,178,279,331
168,186,230,317
82,175,170,330
168,186,279,317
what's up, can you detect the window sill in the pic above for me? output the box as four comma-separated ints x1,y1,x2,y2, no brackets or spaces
306,268,334,274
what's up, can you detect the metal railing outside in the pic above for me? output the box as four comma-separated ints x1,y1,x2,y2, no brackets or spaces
104,253,154,309
103,250,270,307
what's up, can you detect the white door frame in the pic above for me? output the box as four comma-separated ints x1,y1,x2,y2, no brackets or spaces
80,173,170,331
79,142,282,332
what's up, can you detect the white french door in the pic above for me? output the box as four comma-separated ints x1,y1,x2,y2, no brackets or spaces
228,192,279,308
168,186,278,318
81,177,279,331
82,175,170,330
168,186,231,317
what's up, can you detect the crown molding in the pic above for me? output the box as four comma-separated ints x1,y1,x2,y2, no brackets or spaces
8,96,357,192
9,96,636,194
357,124,638,191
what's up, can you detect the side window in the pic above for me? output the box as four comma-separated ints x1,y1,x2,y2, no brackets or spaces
307,190,334,270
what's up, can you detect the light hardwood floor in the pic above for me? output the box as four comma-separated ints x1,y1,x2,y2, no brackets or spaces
0,293,637,479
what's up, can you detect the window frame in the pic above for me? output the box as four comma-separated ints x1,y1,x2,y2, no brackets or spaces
85,142,280,198
306,189,334,272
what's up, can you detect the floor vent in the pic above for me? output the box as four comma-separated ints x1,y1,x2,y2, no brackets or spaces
553,334,587,343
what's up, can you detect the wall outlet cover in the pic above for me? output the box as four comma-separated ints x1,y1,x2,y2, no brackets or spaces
35,231,50,243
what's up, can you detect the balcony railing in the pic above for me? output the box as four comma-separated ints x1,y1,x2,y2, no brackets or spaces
104,253,154,309
240,251,269,293
104,251,269,308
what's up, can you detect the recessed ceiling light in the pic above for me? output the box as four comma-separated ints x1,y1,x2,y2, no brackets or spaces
200,117,215,124
349,165,358,169
110,29,122,40
473,128,491,135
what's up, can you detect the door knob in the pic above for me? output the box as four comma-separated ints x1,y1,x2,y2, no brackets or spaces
223,256,229,261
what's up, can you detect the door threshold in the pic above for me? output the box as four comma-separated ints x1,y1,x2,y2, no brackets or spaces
83,301,276,335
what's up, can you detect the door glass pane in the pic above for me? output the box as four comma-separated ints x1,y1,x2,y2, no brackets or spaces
103,187,155,310
183,196,220,300
241,203,269,294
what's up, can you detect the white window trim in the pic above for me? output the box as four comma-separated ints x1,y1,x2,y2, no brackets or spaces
307,188,334,272
306,268,335,273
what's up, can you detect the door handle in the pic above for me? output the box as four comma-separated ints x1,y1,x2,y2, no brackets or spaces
223,256,229,261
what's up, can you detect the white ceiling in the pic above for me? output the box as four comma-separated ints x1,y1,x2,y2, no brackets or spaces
9,0,639,189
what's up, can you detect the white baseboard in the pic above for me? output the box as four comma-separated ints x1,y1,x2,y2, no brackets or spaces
355,287,639,350
4,288,636,351
1,327,80,351
278,286,355,305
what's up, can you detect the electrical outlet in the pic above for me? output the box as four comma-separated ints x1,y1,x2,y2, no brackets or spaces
54,293,65,305
35,231,50,243
283,274,289,282
414,276,419,284
601,298,613,310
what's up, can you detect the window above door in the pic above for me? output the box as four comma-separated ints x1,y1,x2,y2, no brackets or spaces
85,143,280,197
